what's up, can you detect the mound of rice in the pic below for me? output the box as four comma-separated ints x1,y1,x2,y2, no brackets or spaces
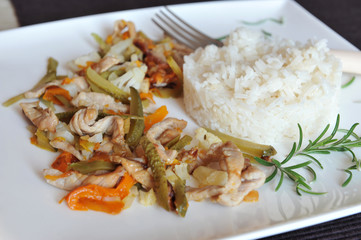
183,27,342,144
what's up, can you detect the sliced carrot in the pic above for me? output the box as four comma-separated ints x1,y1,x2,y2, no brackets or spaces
105,35,113,45
51,151,78,173
140,92,155,104
43,86,72,105
44,171,72,181
88,151,111,162
144,105,168,132
243,190,259,202
65,172,136,214
61,77,74,85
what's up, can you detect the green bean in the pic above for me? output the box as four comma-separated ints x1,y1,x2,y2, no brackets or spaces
164,135,180,149
170,135,192,151
91,33,110,55
141,137,169,211
126,87,145,149
34,129,56,152
69,160,116,174
173,176,188,217
2,57,58,107
205,128,277,158
85,67,129,103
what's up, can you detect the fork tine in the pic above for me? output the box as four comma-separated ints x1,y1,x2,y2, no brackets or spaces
164,6,223,47
152,6,223,49
158,10,212,47
151,17,197,49
153,12,208,49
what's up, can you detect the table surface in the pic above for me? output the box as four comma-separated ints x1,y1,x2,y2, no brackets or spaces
3,0,361,239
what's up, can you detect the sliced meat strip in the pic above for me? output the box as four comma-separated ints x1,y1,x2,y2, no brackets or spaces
121,158,153,189
20,101,59,132
93,56,121,73
24,76,88,99
82,166,125,188
71,92,128,112
50,138,83,160
146,118,187,164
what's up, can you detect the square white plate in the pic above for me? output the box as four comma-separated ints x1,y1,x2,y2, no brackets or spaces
0,0,360,239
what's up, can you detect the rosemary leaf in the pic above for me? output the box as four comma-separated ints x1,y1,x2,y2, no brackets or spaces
266,168,278,183
341,76,356,89
342,169,353,187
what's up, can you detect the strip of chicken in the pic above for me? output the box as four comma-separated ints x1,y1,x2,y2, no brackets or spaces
146,117,187,164
120,158,153,189
24,76,88,99
216,165,265,206
69,106,126,149
92,56,121,73
71,92,128,112
43,166,125,191
43,169,88,191
187,141,265,206
81,166,125,188
50,138,83,160
186,142,243,202
69,106,116,136
20,101,59,132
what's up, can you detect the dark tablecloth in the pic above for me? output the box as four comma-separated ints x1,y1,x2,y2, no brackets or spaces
9,0,361,239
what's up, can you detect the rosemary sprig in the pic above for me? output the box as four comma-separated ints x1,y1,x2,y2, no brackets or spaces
341,76,356,89
255,114,361,195
241,17,284,26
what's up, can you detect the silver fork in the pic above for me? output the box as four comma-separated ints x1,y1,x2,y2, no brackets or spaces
152,6,224,49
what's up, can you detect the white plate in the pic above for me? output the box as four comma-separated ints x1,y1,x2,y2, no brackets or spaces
0,0,360,239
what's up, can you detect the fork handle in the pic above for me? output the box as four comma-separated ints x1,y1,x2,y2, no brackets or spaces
330,50,361,75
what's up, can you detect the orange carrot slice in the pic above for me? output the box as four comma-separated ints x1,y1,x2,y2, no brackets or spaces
43,86,72,105
144,105,168,132
65,172,135,214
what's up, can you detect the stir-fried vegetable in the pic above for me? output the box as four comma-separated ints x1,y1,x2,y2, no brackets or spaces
2,57,58,107
65,172,135,214
32,129,57,152
144,105,168,131
85,67,129,103
204,128,277,158
69,161,116,174
126,87,145,149
170,135,192,151
51,151,78,172
173,176,188,217
5,19,270,218
141,136,170,211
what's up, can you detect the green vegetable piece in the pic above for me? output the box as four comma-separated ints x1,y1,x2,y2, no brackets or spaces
69,160,116,174
56,110,77,124
164,135,180,149
166,55,183,82
54,95,72,108
151,87,182,99
85,67,129,103
170,135,192,151
91,33,110,55
32,57,58,90
205,128,277,158
2,57,58,107
141,137,169,211
40,96,55,112
173,176,188,217
126,87,145,149
2,93,25,107
341,76,356,89
34,129,56,152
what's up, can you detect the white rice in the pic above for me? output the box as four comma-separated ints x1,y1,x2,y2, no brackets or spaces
183,27,342,144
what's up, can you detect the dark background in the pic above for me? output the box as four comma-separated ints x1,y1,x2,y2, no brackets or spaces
9,0,361,239
10,0,361,49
